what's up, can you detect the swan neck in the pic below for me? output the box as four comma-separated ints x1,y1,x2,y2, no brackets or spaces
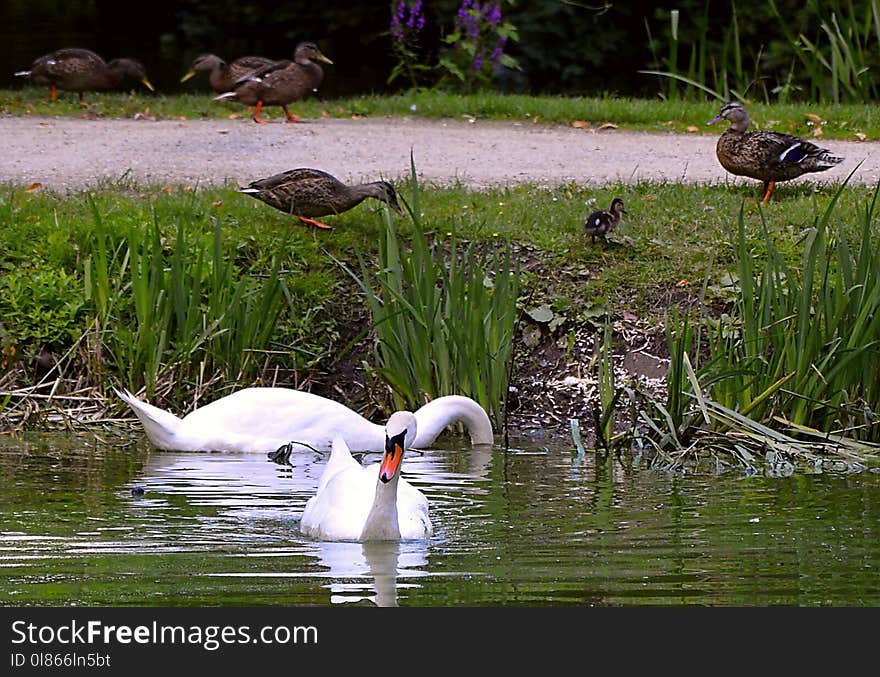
413,396,494,447
360,474,400,540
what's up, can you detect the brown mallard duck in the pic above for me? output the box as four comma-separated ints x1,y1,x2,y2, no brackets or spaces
240,168,403,230
14,48,154,103
180,54,275,93
214,41,332,123
584,197,626,244
707,101,844,204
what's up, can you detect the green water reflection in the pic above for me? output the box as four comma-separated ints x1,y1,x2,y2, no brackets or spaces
1,431,878,606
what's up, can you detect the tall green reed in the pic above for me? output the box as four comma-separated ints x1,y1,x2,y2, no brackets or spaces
642,3,757,103
770,0,880,103
82,198,290,397
700,179,880,441
341,159,520,429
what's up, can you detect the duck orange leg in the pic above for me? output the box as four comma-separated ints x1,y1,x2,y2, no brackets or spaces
50,85,57,102
298,216,333,230
760,180,776,205
252,100,268,124
282,105,302,123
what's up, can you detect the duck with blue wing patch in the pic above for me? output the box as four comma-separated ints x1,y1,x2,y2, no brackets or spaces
707,101,844,205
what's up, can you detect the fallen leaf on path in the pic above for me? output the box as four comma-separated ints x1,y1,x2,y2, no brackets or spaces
572,120,590,128
686,125,699,132
25,182,42,192
599,122,618,130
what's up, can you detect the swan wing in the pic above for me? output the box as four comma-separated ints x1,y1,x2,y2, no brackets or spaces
397,478,433,539
301,464,375,541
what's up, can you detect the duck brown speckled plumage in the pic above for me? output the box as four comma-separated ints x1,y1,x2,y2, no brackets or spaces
180,54,275,93
240,168,403,230
707,101,844,204
584,197,626,244
214,42,332,123
14,48,154,103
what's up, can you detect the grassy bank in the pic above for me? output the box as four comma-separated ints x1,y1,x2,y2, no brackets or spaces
0,172,875,419
2,92,880,470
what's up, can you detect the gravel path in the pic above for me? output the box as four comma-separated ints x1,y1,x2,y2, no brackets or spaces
0,114,876,191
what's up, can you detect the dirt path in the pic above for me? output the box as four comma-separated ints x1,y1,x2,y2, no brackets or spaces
0,114,876,191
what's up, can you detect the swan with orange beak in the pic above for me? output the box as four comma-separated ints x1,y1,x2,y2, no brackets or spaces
299,411,432,541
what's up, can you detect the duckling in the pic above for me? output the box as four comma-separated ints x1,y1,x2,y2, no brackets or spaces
214,42,332,124
707,101,844,204
240,168,404,230
14,48,154,104
584,197,626,244
180,54,275,94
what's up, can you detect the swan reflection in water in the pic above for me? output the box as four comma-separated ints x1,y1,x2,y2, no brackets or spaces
306,540,429,607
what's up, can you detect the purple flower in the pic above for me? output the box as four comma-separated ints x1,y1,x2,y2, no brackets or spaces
390,1,406,42
485,2,502,28
491,36,507,64
473,51,484,71
391,0,424,44
407,0,422,29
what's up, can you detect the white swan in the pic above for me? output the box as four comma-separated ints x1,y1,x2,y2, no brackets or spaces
300,411,431,541
115,387,493,453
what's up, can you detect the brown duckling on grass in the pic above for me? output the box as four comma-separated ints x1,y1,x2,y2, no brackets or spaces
584,197,626,244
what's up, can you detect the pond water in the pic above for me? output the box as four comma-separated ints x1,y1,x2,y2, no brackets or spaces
1,430,879,607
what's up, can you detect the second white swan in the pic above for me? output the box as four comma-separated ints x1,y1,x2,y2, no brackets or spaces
115,387,494,453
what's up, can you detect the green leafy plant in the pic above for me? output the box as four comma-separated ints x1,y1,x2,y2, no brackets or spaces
339,158,520,429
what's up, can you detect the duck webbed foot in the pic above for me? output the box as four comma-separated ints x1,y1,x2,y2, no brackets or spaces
298,216,333,230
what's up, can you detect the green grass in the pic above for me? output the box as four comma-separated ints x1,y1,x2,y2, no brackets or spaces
2,91,880,466
3,87,880,140
1,174,873,400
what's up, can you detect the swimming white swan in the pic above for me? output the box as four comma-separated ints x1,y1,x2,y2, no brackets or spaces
300,411,431,541
115,387,493,453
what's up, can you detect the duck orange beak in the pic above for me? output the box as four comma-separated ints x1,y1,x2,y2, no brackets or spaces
316,51,334,65
180,69,197,83
142,77,155,91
